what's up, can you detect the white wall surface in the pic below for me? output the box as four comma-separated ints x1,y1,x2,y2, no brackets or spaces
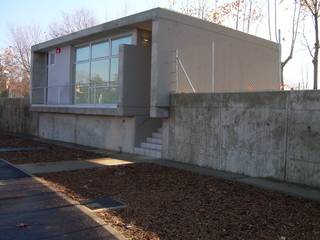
151,17,280,117
47,46,72,104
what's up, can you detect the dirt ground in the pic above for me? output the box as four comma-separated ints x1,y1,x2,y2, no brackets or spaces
0,135,104,164
39,163,320,240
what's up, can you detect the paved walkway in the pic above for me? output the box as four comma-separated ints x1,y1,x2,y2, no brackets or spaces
0,160,124,240
17,158,133,174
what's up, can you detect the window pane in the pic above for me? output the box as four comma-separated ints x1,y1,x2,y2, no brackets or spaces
91,59,109,84
76,46,89,61
94,86,117,104
111,36,132,56
75,62,90,84
92,41,109,59
75,85,89,104
110,57,119,83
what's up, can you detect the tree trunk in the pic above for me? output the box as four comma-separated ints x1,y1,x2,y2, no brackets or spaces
314,12,319,89
280,64,284,90
314,58,318,89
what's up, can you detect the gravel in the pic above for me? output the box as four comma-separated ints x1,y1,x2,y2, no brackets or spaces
39,163,320,240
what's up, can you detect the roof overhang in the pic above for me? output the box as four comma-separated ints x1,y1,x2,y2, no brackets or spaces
32,7,279,53
31,8,159,52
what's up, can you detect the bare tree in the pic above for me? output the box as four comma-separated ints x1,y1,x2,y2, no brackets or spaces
300,0,320,89
48,8,98,38
5,8,97,97
281,1,302,89
6,24,44,97
171,0,263,32
246,0,253,32
8,24,43,74
178,0,211,20
0,47,29,97
168,0,176,9
298,64,310,89
274,0,279,42
0,54,8,96
236,0,242,29
209,0,263,33
267,0,272,40
266,0,280,41
267,0,302,89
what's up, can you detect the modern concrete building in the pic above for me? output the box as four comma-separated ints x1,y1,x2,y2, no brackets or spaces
31,8,281,158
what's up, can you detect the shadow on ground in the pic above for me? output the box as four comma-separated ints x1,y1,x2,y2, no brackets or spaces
0,134,105,164
0,159,119,240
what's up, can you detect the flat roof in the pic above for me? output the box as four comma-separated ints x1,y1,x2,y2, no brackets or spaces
32,7,278,52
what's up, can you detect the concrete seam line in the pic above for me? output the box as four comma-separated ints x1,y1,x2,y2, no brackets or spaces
283,92,289,181
0,158,126,240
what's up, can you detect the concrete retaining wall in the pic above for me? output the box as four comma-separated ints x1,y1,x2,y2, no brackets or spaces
0,98,38,135
38,113,136,153
164,91,320,188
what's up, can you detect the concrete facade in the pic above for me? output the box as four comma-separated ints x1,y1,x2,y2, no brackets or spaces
31,8,280,118
47,46,72,104
38,113,136,153
29,8,280,159
150,11,280,117
2,91,320,189
118,44,151,116
163,91,320,188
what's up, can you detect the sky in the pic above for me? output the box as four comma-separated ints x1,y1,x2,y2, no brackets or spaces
0,0,168,48
0,0,315,89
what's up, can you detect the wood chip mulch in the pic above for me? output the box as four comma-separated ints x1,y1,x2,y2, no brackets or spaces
0,135,103,164
0,134,46,148
39,163,320,240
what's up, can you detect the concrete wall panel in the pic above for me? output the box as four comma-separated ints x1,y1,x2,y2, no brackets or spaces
167,91,320,188
286,91,320,187
0,98,38,135
38,113,54,139
38,113,136,153
151,17,280,117
52,114,76,143
119,44,151,115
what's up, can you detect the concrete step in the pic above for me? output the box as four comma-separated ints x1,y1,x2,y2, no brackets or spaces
152,132,162,139
141,142,162,151
134,147,161,158
157,128,163,133
147,137,162,144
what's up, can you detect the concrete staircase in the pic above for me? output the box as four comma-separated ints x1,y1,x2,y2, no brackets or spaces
134,128,162,158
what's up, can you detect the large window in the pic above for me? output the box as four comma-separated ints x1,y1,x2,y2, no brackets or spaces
74,35,132,104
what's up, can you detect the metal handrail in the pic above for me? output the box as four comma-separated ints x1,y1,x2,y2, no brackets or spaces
32,82,118,105
32,82,118,89
175,49,196,93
